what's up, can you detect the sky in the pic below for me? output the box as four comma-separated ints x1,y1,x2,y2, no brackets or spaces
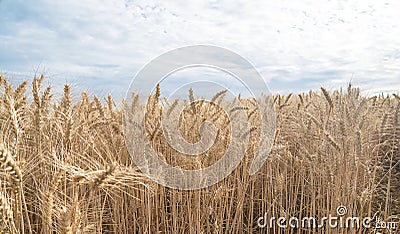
0,0,399,99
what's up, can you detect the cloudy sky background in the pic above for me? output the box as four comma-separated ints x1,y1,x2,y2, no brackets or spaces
1,0,399,99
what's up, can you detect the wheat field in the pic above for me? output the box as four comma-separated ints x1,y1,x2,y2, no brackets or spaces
0,74,399,233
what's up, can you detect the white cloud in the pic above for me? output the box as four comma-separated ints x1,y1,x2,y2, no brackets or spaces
0,0,399,98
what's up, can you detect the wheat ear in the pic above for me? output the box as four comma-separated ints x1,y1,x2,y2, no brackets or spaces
0,143,22,193
321,87,333,110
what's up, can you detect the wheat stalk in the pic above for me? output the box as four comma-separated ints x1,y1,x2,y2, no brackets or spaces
0,191,15,233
